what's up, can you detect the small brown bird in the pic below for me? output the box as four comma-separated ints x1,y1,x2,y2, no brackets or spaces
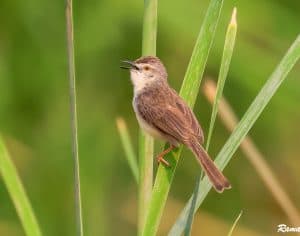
121,56,231,193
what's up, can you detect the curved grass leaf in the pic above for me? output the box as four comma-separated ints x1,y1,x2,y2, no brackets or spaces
206,7,237,150
116,118,139,183
169,34,300,235
204,79,300,226
182,8,237,235
228,211,243,236
0,136,42,236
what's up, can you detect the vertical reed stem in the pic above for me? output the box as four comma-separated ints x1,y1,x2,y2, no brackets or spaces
138,0,157,235
66,1,83,235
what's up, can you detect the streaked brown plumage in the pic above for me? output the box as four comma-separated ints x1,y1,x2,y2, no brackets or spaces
121,56,231,193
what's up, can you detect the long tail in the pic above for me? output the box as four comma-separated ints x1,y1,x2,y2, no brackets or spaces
186,138,231,193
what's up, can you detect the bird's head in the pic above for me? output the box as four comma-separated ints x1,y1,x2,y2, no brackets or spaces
121,56,168,92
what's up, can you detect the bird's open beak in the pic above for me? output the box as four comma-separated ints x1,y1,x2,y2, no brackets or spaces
120,60,139,70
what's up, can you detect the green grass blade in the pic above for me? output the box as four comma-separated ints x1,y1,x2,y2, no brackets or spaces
183,174,201,236
206,7,237,150
228,211,243,236
142,1,224,235
169,34,300,235
138,132,154,235
204,79,300,226
66,1,83,235
181,8,237,236
116,117,139,183
142,0,157,55
179,0,224,107
0,136,42,236
138,0,157,234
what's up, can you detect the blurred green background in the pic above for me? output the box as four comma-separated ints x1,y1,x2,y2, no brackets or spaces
0,0,299,235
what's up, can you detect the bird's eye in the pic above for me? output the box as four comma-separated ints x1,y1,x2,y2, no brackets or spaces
144,66,150,71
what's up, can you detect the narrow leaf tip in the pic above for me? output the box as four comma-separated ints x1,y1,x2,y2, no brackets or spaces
230,7,237,26
116,117,126,130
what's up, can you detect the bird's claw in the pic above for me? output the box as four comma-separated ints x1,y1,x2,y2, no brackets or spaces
156,155,170,167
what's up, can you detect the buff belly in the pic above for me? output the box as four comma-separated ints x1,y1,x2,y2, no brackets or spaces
135,111,165,139
133,106,179,146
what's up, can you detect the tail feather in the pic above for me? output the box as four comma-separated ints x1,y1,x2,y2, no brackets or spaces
187,139,231,193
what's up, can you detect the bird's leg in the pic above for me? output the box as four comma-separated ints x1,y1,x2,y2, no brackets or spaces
156,144,175,167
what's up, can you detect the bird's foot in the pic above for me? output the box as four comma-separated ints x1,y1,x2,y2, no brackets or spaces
156,155,170,167
156,145,175,167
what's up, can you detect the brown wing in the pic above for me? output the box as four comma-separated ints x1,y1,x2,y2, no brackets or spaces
171,89,204,143
136,87,204,144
